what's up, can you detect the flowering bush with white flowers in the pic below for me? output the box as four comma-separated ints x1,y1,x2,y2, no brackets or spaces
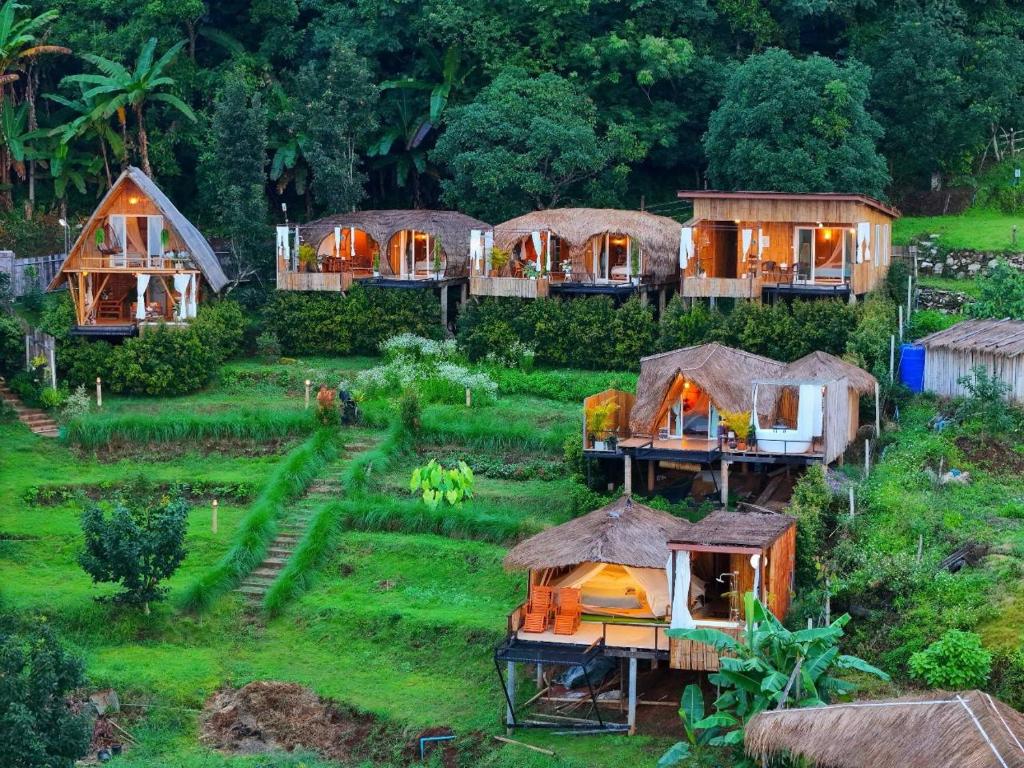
355,334,497,404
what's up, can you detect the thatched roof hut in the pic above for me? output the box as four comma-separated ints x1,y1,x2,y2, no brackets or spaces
629,343,784,435
504,496,691,571
301,210,489,278
918,319,1024,355
782,351,878,395
745,691,1024,768
670,510,795,549
917,319,1024,402
493,208,682,282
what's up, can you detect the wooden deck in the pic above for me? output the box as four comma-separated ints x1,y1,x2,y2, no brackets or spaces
516,619,670,657
618,436,720,452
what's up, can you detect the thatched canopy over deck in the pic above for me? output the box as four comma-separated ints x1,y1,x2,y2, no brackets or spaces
503,496,691,571
301,209,489,275
630,343,784,435
669,510,795,549
919,318,1024,357
745,691,1024,768
493,208,682,281
782,351,878,395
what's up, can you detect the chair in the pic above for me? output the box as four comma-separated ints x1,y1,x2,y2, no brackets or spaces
521,585,554,633
553,587,582,635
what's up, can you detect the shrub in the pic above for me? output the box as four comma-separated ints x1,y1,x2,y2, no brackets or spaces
611,297,656,369
907,309,958,341
39,386,65,409
8,370,41,406
909,630,992,688
954,365,1018,434
39,291,76,340
990,648,1024,709
192,299,246,363
846,294,897,380
0,312,21,376
79,488,190,614
658,297,723,351
789,465,831,589
108,326,217,396
399,388,421,433
0,618,91,766
884,258,910,304
54,339,114,389
968,259,1024,319
255,330,281,358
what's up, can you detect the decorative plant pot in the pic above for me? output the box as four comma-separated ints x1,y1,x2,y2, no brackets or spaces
593,440,607,451
373,270,380,277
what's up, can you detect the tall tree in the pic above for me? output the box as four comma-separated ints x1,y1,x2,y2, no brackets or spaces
432,67,638,221
63,37,194,177
45,84,124,187
704,48,890,198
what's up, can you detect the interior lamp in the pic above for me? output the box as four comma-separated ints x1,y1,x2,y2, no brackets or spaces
128,195,139,205
749,553,761,569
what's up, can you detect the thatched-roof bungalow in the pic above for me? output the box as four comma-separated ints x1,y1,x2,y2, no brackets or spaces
585,344,876,497
475,208,682,301
497,496,797,734
277,209,489,292
676,191,899,302
48,166,227,336
745,691,1024,768
918,319,1024,403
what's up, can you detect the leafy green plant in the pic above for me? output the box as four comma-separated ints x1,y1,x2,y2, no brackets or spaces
409,459,475,509
39,385,64,409
585,400,618,438
909,630,992,689
658,684,722,766
298,242,318,271
399,387,422,433
666,593,889,760
719,410,752,442
79,491,189,614
432,236,443,273
954,365,1018,434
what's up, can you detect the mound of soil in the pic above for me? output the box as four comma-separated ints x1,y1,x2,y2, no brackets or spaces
200,681,377,762
955,435,1024,474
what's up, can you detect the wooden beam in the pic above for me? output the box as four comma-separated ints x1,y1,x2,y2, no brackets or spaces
720,460,730,509
505,661,516,730
668,543,763,555
623,454,632,495
647,460,655,492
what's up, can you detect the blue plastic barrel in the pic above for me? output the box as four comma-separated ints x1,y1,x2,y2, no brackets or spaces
899,343,926,393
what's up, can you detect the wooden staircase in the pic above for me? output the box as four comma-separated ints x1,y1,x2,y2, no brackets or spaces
237,437,375,607
0,379,60,437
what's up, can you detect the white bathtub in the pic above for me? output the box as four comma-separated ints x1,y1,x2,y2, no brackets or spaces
754,427,812,454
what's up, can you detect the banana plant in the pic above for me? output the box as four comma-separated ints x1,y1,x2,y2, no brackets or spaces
45,84,124,187
663,593,889,764
657,684,722,767
409,459,475,510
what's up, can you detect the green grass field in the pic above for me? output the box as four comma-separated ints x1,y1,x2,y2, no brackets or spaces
894,208,1024,252
0,358,675,768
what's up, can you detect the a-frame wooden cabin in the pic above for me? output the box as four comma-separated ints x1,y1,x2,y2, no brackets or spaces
48,166,228,336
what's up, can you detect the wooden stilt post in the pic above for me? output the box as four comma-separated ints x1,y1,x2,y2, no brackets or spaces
48,344,56,389
95,377,102,408
627,657,638,735
440,286,449,335
211,499,219,534
720,461,730,509
535,663,543,690
623,454,633,495
898,305,904,342
874,381,881,437
658,288,666,315
864,439,871,477
505,661,516,732
647,460,655,493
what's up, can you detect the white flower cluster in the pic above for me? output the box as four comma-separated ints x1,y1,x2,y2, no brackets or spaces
359,334,497,400
380,333,459,362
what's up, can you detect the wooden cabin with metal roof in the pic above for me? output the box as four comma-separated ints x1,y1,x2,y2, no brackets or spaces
676,191,899,303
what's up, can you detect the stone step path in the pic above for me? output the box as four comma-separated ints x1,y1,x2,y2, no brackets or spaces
236,434,377,607
0,380,60,437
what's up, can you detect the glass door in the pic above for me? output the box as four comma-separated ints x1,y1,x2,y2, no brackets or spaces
794,228,813,282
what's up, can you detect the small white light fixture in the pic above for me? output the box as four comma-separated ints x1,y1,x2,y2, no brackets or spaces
58,218,67,228
750,553,761,569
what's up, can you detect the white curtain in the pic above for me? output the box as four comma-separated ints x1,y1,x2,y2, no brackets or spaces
741,228,753,259
173,274,191,321
545,232,552,273
679,227,693,269
276,226,291,266
350,227,356,257
484,231,494,273
751,554,762,600
469,229,482,271
135,274,151,320
187,278,198,318
530,231,543,271
333,227,341,258
625,566,671,618
857,222,871,263
592,238,600,274
554,562,607,589
668,551,696,629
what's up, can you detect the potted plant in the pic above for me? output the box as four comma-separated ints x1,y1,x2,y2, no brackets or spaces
585,401,619,451
491,247,510,275
562,259,572,277
720,410,753,451
94,228,105,250
524,264,539,279
432,237,443,278
160,228,170,253
371,249,380,277
629,243,641,284
298,243,318,273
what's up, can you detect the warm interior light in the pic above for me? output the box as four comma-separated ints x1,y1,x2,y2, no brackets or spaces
824,229,832,240
128,195,139,205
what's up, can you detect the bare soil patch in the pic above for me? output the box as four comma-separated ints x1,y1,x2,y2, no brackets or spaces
955,435,1024,475
81,436,299,462
200,681,378,762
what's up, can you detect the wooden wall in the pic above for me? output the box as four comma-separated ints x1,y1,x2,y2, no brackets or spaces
670,624,742,671
822,377,851,464
767,526,796,621
582,388,635,440
924,349,1024,402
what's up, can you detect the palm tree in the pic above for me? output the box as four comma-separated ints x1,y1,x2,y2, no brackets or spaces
45,85,124,187
63,38,194,177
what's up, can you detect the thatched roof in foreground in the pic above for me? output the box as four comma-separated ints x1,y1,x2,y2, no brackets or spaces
782,351,878,395
504,496,691,571
919,318,1024,357
671,510,795,549
745,691,1024,768
301,210,490,262
493,208,682,271
630,343,784,434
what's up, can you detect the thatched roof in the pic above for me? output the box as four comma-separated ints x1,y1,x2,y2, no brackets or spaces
919,319,1024,358
493,208,682,278
745,691,1024,768
504,496,691,571
301,209,489,268
783,351,878,395
630,343,785,434
671,510,795,549
49,166,228,292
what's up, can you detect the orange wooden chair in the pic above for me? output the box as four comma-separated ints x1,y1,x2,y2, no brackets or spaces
553,588,582,635
521,586,554,633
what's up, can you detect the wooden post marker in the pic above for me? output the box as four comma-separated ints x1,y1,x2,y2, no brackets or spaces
848,486,855,520
864,439,871,477
96,377,102,408
211,499,219,534
889,335,895,382
465,387,472,407
304,379,311,410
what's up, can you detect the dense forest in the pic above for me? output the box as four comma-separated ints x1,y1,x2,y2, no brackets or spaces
1,0,1023,275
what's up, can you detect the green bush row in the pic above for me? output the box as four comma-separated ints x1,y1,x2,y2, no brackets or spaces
63,408,315,449
179,429,341,613
482,365,638,402
265,285,442,357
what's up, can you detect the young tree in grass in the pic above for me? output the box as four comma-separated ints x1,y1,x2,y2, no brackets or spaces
0,617,91,768
704,48,889,198
79,492,189,614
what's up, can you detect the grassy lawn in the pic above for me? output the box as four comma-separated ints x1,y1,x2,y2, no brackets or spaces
916,274,983,298
894,208,1024,252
